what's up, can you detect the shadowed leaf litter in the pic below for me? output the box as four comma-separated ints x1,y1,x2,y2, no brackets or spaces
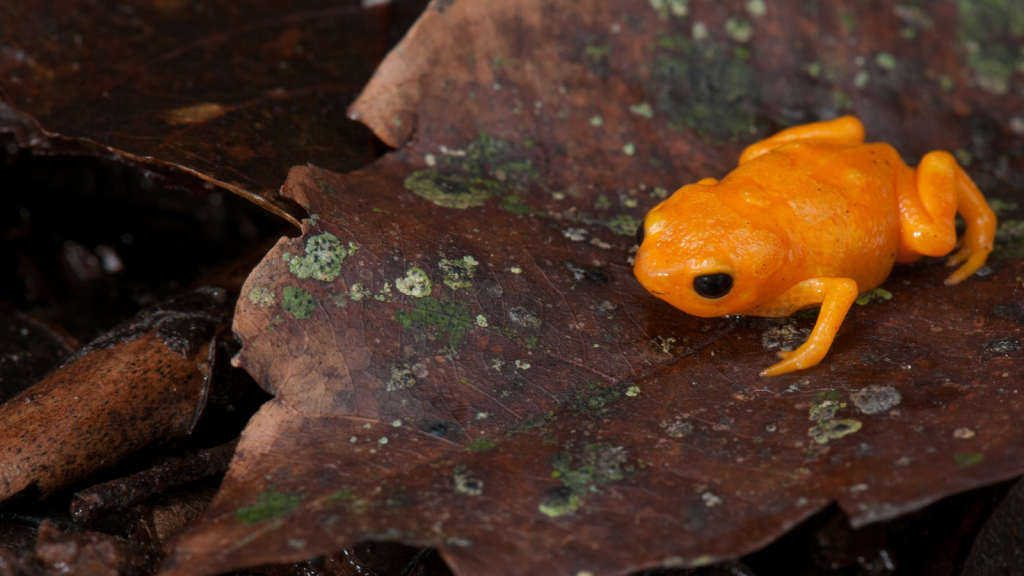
0,0,399,225
3,0,1023,574
161,1,1024,574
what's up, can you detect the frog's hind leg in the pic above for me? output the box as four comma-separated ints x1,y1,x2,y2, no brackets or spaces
740,116,865,165
899,151,996,285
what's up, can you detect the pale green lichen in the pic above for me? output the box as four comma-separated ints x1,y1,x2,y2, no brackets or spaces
236,489,300,526
745,0,766,17
585,44,611,60
476,314,489,327
725,18,754,43
629,102,654,119
396,297,472,349
283,233,355,282
539,443,630,517
955,453,985,467
996,219,1024,242
501,195,532,214
607,214,641,236
350,283,371,301
387,362,423,392
994,219,1024,259
248,286,275,307
403,134,539,209
809,419,862,444
855,287,893,306
988,198,1019,216
539,491,582,518
282,286,318,319
650,0,689,19
807,390,862,445
438,256,479,290
650,34,759,142
854,70,870,88
453,468,484,496
875,52,898,72
465,437,496,452
396,267,433,298
956,0,1024,95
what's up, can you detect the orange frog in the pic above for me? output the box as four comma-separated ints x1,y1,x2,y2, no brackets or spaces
634,116,997,376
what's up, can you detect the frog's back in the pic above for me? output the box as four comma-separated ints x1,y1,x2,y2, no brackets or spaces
716,141,906,290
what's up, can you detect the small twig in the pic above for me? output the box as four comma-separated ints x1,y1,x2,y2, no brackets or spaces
71,439,238,524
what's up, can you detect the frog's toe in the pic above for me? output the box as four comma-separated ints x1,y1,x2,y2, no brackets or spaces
945,250,989,285
945,245,971,267
762,344,829,376
760,359,798,377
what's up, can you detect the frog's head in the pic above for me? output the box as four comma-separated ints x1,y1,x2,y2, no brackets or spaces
633,185,786,317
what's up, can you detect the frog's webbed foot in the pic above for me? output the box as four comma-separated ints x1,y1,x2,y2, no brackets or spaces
759,278,859,377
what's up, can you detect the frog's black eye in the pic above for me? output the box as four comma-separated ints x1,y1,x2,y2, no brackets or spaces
635,221,645,246
693,273,733,299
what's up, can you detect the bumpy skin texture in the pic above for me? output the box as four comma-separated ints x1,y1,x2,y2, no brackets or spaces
634,116,997,376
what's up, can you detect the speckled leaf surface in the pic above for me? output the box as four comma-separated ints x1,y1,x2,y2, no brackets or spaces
0,0,395,225
164,0,1024,575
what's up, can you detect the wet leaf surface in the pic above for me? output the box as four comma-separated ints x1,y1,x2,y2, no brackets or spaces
0,0,409,225
161,0,1024,574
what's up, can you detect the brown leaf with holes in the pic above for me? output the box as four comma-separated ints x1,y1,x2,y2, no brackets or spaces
155,0,1024,574
0,0,397,225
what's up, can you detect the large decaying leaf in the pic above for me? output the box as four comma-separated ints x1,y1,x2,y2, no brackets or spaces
160,0,1024,574
0,0,395,224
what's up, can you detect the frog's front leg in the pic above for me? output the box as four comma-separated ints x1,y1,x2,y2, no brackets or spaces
739,116,865,164
751,278,859,377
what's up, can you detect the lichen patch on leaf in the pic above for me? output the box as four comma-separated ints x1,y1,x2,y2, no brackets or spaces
396,266,433,298
283,232,355,282
248,286,276,307
540,443,631,517
236,489,301,526
281,286,318,319
395,297,472,349
808,391,862,445
403,134,539,209
649,33,759,142
851,385,901,415
438,256,480,290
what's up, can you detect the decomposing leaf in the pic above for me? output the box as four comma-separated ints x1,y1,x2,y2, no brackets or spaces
0,305,79,403
0,287,232,501
961,478,1024,576
0,0,402,225
150,0,1020,574
34,520,161,576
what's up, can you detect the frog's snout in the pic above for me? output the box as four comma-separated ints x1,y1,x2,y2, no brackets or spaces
632,244,672,297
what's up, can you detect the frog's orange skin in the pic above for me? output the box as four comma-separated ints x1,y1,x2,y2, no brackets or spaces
634,116,997,376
